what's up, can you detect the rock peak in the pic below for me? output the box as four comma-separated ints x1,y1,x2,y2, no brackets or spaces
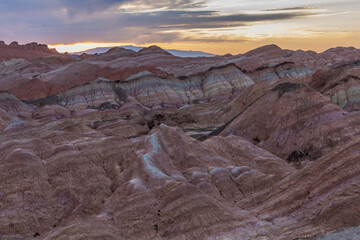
244,44,283,56
96,47,139,60
105,47,137,55
138,45,172,56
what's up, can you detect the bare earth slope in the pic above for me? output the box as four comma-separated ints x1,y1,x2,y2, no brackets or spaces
1,42,360,239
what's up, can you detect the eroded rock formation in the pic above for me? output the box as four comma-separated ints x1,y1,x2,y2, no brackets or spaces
0,41,65,61
1,42,360,239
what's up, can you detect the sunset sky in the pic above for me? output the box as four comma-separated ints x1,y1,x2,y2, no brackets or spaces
1,0,359,54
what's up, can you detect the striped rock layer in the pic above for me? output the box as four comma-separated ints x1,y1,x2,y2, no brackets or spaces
1,43,360,240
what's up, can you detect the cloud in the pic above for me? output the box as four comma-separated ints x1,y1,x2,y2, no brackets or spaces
122,10,319,30
263,6,323,12
0,0,127,14
0,0,334,45
59,0,126,15
121,0,206,10
0,0,205,15
182,36,249,42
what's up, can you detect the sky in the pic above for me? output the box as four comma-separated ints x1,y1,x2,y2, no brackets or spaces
0,0,359,54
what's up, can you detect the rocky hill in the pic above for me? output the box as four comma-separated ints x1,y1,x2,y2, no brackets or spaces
1,42,360,239
72,45,216,58
0,41,66,61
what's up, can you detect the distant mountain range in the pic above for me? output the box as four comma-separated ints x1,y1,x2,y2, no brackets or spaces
72,45,216,58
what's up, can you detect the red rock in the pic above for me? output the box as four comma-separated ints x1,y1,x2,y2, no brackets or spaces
105,47,138,56
244,44,285,57
138,45,172,56
1,43,360,240
0,40,66,61
309,60,360,111
214,81,360,165
77,53,94,60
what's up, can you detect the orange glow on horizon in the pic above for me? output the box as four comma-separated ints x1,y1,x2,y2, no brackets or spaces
49,42,135,53
50,32,360,55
